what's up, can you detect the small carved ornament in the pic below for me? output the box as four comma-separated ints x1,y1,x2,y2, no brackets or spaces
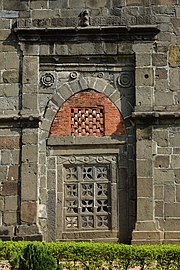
79,9,90,27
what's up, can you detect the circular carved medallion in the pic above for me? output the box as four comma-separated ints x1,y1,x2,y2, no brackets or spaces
40,73,55,87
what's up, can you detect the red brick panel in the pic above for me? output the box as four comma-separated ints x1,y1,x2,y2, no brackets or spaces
49,90,125,137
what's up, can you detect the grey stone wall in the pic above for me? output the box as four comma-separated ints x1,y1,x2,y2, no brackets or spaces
0,0,179,243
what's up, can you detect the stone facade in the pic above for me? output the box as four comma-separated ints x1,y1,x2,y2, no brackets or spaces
0,0,179,244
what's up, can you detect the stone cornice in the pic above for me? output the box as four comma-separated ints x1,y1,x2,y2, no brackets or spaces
132,111,180,119
14,25,159,42
0,115,41,128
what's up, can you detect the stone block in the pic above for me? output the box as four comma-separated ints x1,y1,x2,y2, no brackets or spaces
153,129,168,147
58,84,73,101
137,178,153,197
0,136,20,149
49,0,68,9
55,44,68,55
12,150,20,165
22,93,38,110
2,181,18,196
4,84,19,97
164,232,180,240
164,219,180,231
2,70,19,83
136,126,152,140
22,145,38,163
155,80,168,91
1,151,11,165
152,53,167,66
16,224,40,236
157,147,172,155
136,68,154,86
22,44,39,56
0,166,7,181
21,201,37,224
68,43,103,55
165,203,180,217
154,91,174,106
176,185,180,202
137,140,152,159
154,169,174,184
137,159,152,178
169,133,180,147
30,0,48,9
4,211,17,225
32,9,59,20
0,53,5,69
8,165,19,181
0,226,14,236
136,86,153,106
22,132,38,145
155,155,169,168
155,201,163,217
155,68,167,80
5,196,18,211
164,184,175,203
3,0,28,10
21,163,38,201
51,93,64,108
126,0,145,5
174,169,180,184
136,53,151,67
5,52,19,69
171,155,180,169
169,45,180,67
0,11,19,18
169,68,180,90
155,185,164,200
137,198,153,221
0,30,10,41
23,56,38,84
47,169,56,190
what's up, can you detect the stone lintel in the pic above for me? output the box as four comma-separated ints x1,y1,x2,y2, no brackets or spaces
47,136,126,146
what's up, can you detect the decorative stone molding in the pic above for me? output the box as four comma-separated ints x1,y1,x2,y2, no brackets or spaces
40,73,55,87
69,71,78,80
117,72,134,88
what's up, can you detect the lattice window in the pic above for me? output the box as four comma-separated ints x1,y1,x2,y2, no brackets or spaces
64,164,111,230
70,107,104,136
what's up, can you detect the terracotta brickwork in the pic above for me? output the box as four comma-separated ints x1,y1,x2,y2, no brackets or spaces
50,90,125,137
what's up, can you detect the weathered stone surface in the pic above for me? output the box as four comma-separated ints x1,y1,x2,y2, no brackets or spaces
153,130,168,147
2,181,18,196
169,45,180,67
8,165,19,181
136,68,154,86
2,70,19,83
4,196,18,211
4,211,17,225
21,201,37,224
155,155,169,168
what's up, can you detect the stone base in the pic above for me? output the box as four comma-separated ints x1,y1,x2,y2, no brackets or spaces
15,225,43,241
132,230,180,244
163,231,180,244
131,231,164,244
